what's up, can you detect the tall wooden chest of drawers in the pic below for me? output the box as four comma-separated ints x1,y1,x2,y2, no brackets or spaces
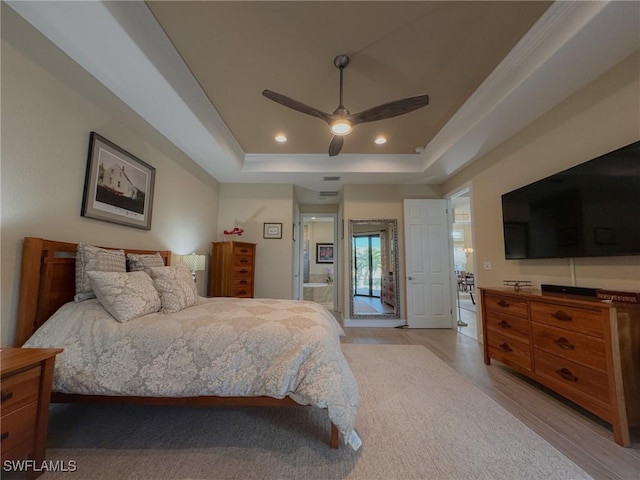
1,347,63,479
208,241,256,298
480,287,640,447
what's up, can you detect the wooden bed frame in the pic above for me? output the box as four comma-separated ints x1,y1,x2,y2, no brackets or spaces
15,237,340,448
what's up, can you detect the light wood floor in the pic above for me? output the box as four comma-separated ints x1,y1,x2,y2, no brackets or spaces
341,327,640,480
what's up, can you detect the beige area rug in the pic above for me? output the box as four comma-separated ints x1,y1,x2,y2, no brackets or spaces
29,345,591,480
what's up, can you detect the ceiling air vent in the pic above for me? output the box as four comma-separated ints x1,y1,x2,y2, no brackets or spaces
318,191,339,197
323,176,341,181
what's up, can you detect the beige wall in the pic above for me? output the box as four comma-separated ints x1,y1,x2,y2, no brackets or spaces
300,203,338,214
1,7,220,345
342,184,441,319
307,221,334,279
443,51,640,293
216,184,294,299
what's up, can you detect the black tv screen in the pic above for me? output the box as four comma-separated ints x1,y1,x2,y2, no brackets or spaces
502,140,640,259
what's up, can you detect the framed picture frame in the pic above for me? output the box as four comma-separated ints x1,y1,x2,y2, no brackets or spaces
316,243,334,263
263,222,282,239
81,132,155,230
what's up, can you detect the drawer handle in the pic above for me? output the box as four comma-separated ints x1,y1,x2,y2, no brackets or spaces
237,290,247,295
556,368,578,382
1,391,13,402
497,320,511,329
551,310,572,322
240,249,249,253
554,337,575,350
239,280,248,285
496,299,510,308
499,342,513,353
1,432,8,441
240,258,249,263
239,269,248,274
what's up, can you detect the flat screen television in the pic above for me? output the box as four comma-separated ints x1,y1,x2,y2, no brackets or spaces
501,140,640,259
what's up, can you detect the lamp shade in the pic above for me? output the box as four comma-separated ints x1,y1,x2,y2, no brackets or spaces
182,253,205,272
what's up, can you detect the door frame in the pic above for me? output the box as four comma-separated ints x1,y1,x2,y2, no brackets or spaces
445,184,479,340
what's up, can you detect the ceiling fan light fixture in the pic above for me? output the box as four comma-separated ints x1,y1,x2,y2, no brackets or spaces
274,134,287,143
330,119,352,136
374,136,387,145
262,54,429,156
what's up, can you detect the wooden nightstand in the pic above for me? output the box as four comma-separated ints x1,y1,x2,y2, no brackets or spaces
1,347,63,479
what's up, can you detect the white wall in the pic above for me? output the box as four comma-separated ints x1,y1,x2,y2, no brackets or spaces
1,6,220,345
216,184,294,299
443,51,640,293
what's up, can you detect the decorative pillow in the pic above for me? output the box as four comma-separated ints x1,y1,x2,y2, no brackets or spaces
149,262,198,314
87,271,162,323
75,243,126,302
127,252,166,273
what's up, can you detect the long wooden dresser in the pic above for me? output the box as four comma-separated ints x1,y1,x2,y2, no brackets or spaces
208,241,256,297
480,287,640,447
1,348,63,479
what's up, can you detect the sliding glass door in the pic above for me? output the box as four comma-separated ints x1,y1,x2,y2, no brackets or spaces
353,234,382,297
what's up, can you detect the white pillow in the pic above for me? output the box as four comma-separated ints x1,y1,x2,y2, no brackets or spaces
126,252,166,273
87,271,161,322
149,262,198,314
75,243,126,302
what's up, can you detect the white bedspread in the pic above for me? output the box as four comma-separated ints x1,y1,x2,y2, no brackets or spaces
24,297,359,439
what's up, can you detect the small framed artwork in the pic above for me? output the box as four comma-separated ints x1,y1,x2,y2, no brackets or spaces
316,243,334,263
81,132,155,230
263,222,282,239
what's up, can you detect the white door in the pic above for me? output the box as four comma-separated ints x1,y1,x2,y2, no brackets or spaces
404,199,453,328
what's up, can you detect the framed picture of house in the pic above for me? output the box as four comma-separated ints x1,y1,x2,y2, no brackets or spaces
316,243,334,263
81,132,155,230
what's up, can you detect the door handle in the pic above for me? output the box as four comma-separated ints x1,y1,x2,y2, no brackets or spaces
408,276,413,280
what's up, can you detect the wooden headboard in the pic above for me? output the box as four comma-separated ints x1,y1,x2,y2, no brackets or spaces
15,237,171,347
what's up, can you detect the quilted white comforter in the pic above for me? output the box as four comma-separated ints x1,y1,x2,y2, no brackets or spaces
24,297,359,439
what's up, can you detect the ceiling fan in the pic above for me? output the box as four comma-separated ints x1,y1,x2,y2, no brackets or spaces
262,54,429,156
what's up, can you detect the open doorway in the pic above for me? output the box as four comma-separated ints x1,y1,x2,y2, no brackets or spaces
300,214,337,312
451,191,477,340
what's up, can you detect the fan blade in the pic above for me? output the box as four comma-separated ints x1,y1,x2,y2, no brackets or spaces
262,90,331,123
351,94,429,125
328,136,344,157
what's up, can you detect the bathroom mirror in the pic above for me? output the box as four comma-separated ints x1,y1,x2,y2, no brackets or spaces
349,219,400,319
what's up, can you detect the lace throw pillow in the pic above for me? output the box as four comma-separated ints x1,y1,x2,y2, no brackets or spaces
149,262,198,314
126,252,166,273
75,243,126,302
87,271,161,322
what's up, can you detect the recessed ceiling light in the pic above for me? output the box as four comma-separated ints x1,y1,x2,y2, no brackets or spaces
274,134,287,143
374,136,387,145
